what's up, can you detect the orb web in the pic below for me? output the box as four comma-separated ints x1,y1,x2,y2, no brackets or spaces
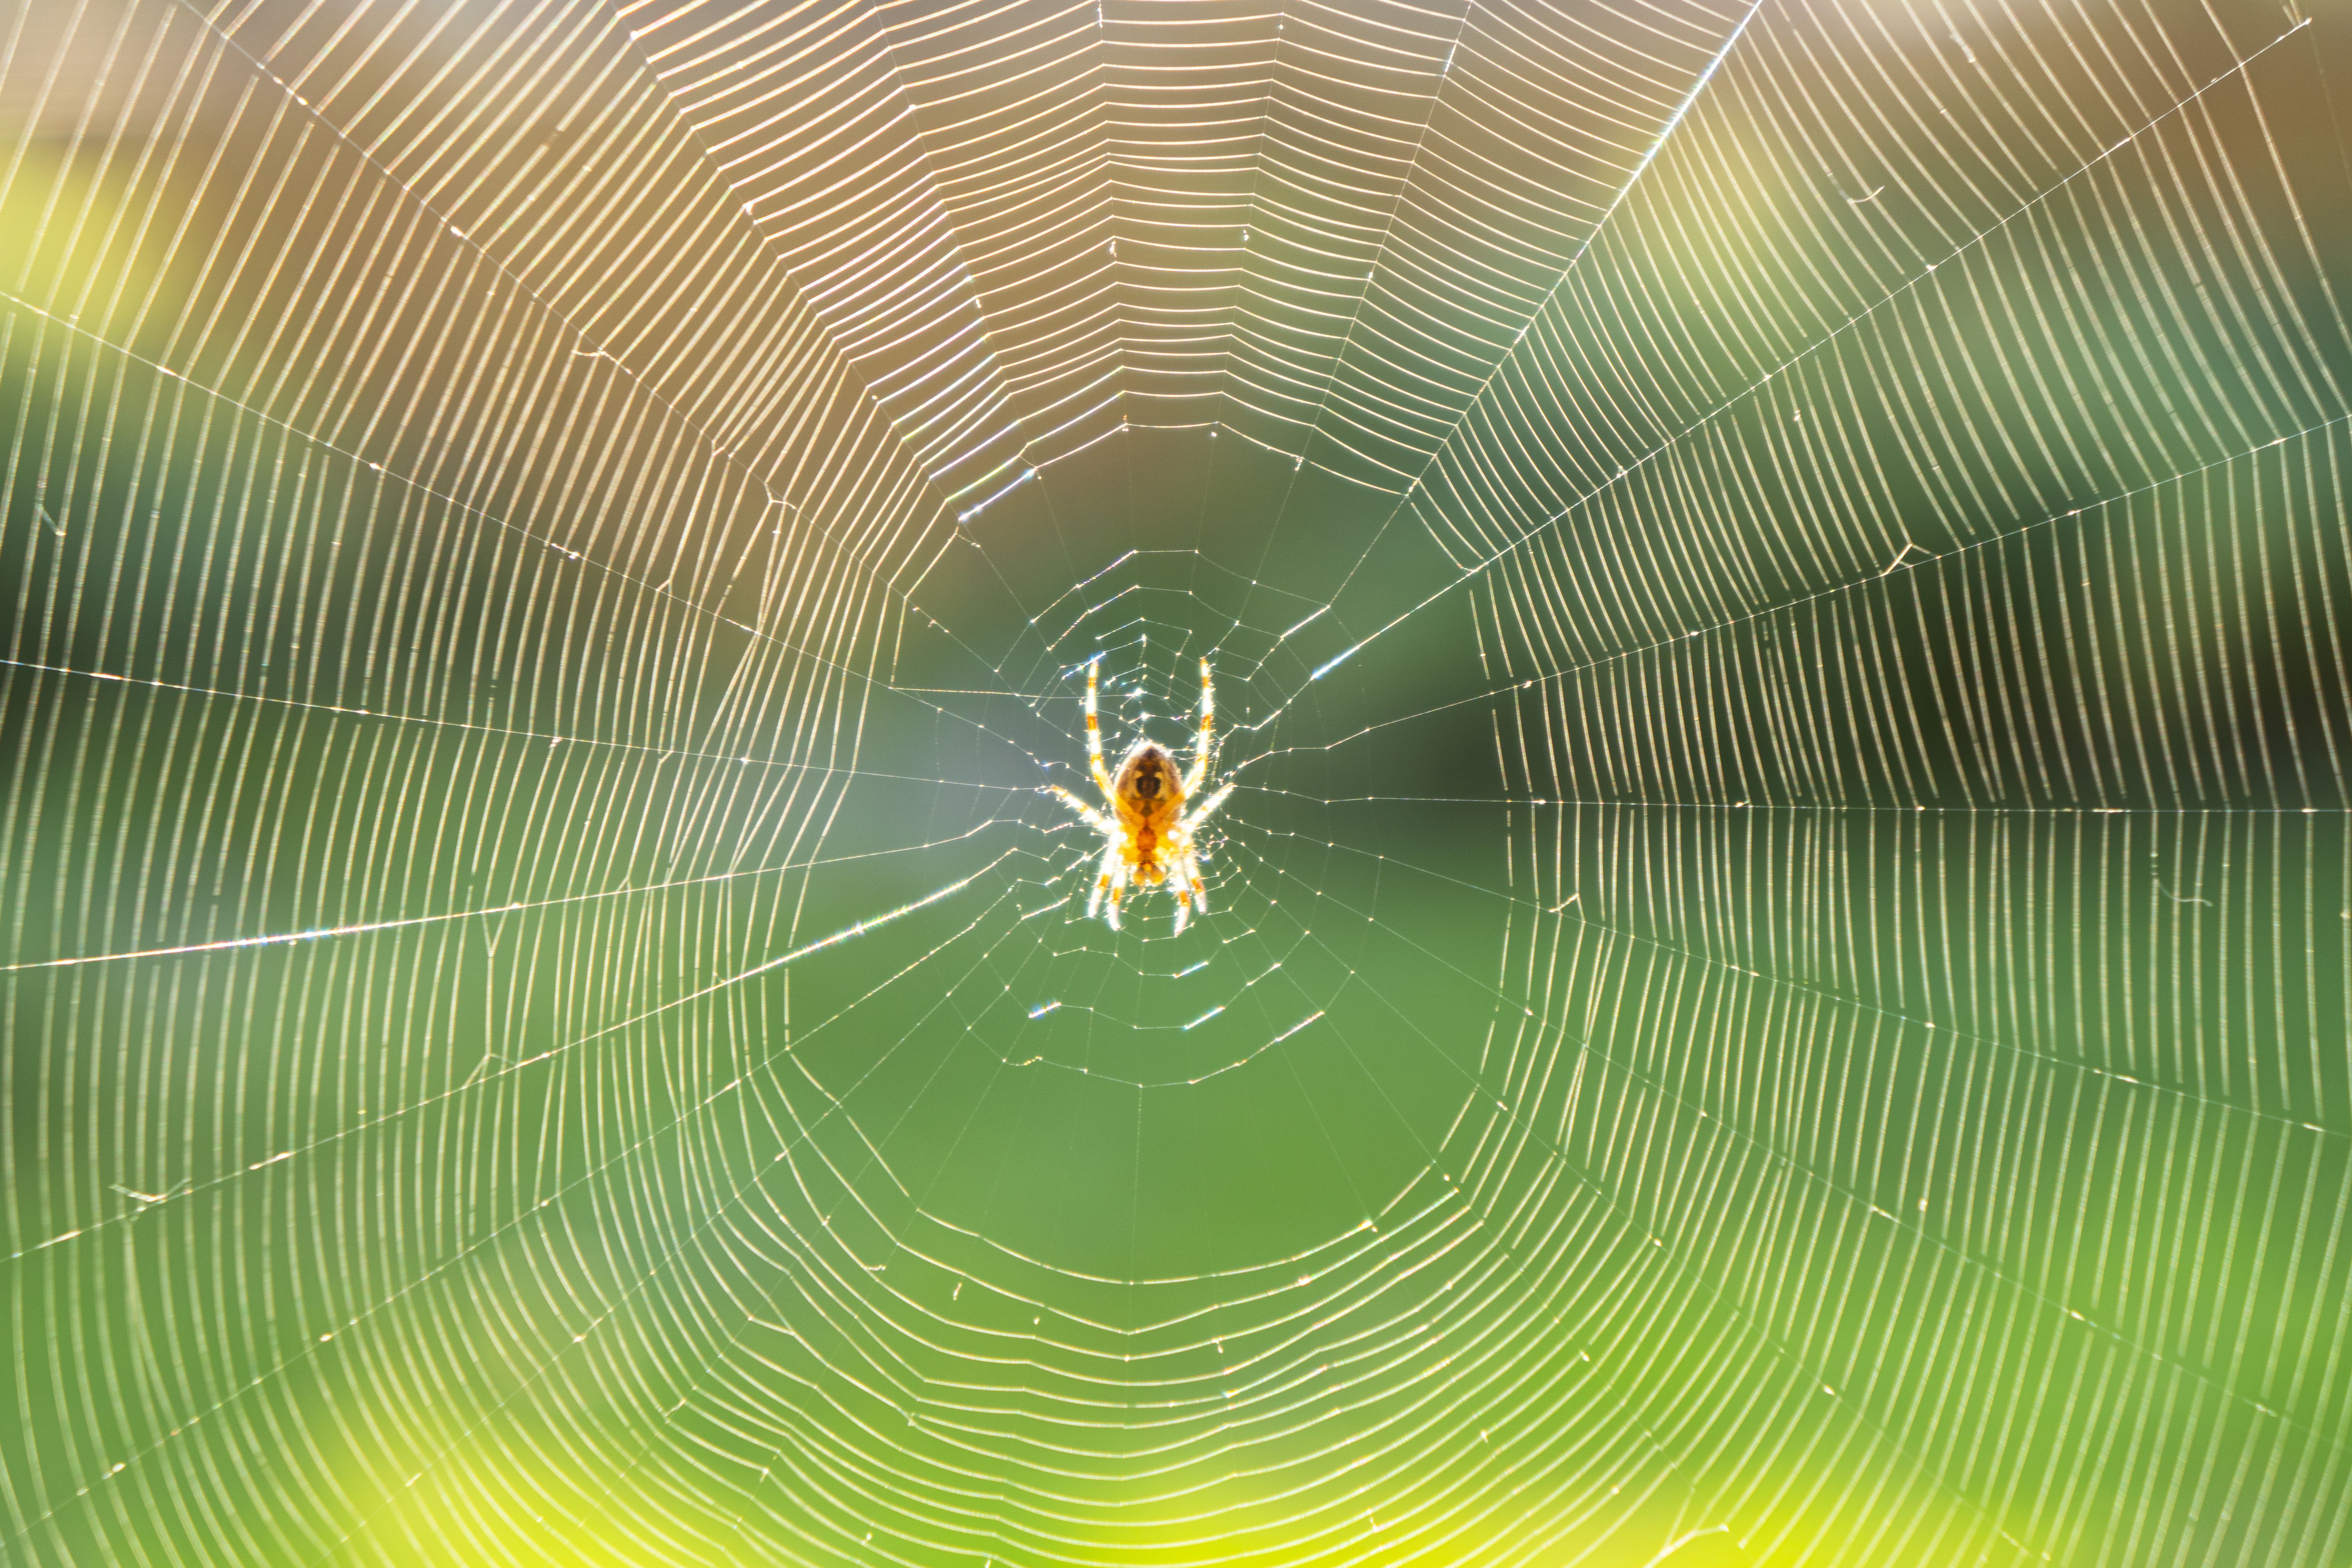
3,0,2350,1565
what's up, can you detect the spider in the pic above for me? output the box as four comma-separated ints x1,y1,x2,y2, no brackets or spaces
1044,658,1235,934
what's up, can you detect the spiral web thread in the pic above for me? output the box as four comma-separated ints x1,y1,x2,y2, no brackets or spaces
2,0,2350,1563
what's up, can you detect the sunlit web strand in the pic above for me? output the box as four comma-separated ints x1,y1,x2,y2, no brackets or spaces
1254,12,2330,724
1214,837,2061,1554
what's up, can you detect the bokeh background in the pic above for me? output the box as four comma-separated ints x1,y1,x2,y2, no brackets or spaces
5,0,2352,1563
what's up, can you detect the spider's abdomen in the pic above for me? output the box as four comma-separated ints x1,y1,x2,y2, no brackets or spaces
1114,742,1181,820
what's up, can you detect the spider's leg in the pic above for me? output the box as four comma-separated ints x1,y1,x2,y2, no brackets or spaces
1085,659,1117,804
1103,849,1127,931
1169,851,1206,928
1182,658,1215,794
1091,842,1118,923
1181,781,1235,835
1043,784,1114,836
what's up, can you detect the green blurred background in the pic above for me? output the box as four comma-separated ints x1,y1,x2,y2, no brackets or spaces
5,0,2352,1564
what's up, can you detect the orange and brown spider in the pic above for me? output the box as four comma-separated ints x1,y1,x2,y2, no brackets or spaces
1044,658,1234,933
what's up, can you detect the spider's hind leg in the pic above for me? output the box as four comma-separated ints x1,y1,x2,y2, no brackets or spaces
1183,658,1216,795
1085,659,1116,803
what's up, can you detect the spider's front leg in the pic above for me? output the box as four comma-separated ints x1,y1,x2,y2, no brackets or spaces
1168,849,1208,933
1093,842,1128,930
1183,853,1209,913
1167,786,1234,932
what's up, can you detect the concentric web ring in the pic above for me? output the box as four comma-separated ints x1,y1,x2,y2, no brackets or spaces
4,0,2350,1563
